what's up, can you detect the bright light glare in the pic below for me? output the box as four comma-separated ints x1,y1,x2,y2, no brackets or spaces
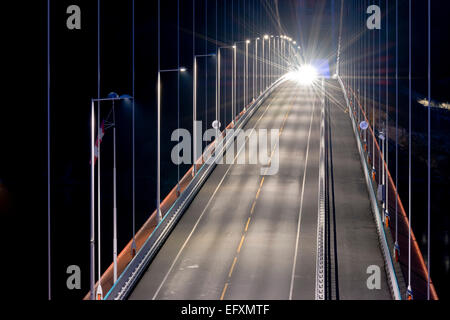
287,65,318,85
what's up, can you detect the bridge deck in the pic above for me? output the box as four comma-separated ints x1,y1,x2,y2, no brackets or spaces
129,79,392,300
324,80,391,299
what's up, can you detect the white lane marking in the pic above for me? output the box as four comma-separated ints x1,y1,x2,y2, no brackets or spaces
152,87,288,300
288,88,317,300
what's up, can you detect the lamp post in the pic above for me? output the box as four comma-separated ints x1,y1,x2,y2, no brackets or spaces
157,67,186,222
255,38,259,99
90,93,134,299
217,49,221,140
278,36,281,79
245,40,250,109
106,92,133,283
269,36,275,86
90,100,95,300
275,36,278,81
263,35,269,92
235,40,251,112
218,45,236,127
193,54,216,176
233,44,237,125
379,130,387,225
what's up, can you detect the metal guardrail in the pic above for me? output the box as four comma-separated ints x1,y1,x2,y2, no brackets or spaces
105,77,287,300
315,78,326,300
336,75,402,300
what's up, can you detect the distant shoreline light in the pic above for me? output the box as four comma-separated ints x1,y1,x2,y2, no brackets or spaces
417,98,450,111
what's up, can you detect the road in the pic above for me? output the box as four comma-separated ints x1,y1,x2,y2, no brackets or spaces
129,79,393,300
130,80,322,300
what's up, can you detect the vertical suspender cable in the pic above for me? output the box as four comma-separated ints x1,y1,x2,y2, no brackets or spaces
353,3,355,105
365,0,368,147
378,0,381,185
132,0,136,258
394,0,399,260
377,0,383,185
372,15,375,175
157,0,160,223
360,0,363,125
193,0,195,129
97,0,102,299
205,0,208,147
253,0,255,99
47,0,51,301
177,0,180,194
386,0,389,225
332,0,335,73
215,0,218,137
407,0,412,300
232,0,234,123
358,0,361,125
224,0,226,125
427,0,431,300
193,0,196,173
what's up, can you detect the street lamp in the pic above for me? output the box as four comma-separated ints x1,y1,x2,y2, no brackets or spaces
157,67,186,222
262,36,267,93
233,45,237,125
218,45,237,128
255,38,260,98
245,40,250,109
193,54,216,176
267,36,271,89
90,93,134,299
235,40,251,112
379,130,388,226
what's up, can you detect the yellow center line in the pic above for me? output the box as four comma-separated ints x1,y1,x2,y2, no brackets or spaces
220,283,229,300
228,257,238,278
250,201,256,214
237,234,245,253
255,188,261,200
244,217,251,232
220,92,296,300
237,235,246,253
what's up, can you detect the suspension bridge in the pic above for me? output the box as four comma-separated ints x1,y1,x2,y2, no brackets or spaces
45,0,441,301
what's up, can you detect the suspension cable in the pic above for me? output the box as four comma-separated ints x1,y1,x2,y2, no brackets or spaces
97,0,102,298
386,0,389,226
177,0,180,193
47,0,51,301
407,0,412,300
205,0,208,144
378,0,381,186
371,16,376,175
132,0,136,259
395,0,399,262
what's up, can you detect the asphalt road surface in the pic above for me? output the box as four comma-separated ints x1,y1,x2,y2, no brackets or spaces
129,79,392,300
